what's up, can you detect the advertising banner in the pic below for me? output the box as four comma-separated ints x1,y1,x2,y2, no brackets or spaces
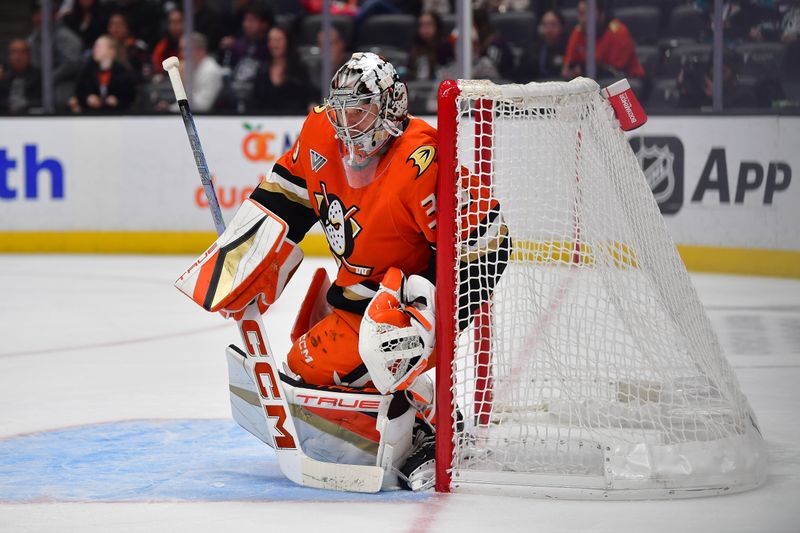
630,117,797,250
0,115,299,231
0,114,797,275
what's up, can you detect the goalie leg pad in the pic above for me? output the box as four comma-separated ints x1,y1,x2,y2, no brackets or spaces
227,342,414,489
175,199,303,319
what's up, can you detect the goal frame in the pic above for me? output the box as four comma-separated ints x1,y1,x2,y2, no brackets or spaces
433,78,767,498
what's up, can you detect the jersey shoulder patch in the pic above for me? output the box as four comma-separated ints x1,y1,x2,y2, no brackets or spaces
407,145,436,178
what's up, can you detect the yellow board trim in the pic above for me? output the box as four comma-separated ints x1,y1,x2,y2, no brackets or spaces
677,245,800,279
0,231,332,257
0,232,798,278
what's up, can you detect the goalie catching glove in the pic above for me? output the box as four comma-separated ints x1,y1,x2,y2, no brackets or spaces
359,268,435,394
175,199,303,319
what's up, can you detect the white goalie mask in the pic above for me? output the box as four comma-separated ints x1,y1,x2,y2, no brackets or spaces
325,52,408,166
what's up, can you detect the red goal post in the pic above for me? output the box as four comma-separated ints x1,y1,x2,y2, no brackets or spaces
433,78,767,498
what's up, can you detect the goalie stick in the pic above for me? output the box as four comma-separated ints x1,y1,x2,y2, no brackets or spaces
162,56,385,493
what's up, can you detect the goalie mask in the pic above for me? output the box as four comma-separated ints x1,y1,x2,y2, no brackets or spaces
326,52,408,166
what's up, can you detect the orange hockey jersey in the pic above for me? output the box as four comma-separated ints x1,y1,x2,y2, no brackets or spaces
250,108,439,314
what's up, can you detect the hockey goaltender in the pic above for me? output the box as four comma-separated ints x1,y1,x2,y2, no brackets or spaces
175,52,508,492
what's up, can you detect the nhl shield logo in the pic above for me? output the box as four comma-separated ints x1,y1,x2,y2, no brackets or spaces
629,136,684,215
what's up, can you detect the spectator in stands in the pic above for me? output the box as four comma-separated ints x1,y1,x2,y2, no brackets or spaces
473,7,516,80
421,0,451,15
694,1,783,43
783,2,800,79
69,35,136,113
304,26,351,97
61,0,109,52
111,0,161,48
784,1,800,41
561,0,644,80
301,0,359,16
219,2,274,83
318,26,350,74
220,0,258,40
0,39,42,114
676,49,756,109
439,21,502,81
107,12,150,83
250,26,312,114
409,11,454,81
353,0,424,40
193,0,227,53
518,8,567,81
151,8,183,76
474,0,530,12
28,2,84,111
176,33,224,113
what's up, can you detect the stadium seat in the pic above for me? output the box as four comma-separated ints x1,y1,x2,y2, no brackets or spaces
300,15,354,46
440,13,455,40
356,14,416,51
359,46,410,72
614,6,660,46
227,80,254,114
737,42,786,78
562,8,579,35
272,0,303,15
301,49,323,92
597,76,643,97
664,4,707,41
782,81,800,102
661,43,711,78
406,79,437,115
275,13,297,32
489,11,538,53
647,78,681,111
636,45,661,78
613,0,668,7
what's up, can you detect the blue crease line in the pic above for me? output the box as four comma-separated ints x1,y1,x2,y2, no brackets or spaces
0,419,429,503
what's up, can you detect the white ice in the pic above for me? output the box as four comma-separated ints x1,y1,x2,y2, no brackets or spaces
0,255,798,533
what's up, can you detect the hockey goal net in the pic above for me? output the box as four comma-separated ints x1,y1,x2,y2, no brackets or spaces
434,78,767,498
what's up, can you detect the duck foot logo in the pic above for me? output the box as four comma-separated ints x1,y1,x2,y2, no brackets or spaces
314,181,373,277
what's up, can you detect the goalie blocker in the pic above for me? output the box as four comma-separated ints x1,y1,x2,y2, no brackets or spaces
175,199,304,319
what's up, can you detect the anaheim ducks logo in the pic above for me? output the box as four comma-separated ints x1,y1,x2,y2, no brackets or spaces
315,181,373,277
407,146,436,178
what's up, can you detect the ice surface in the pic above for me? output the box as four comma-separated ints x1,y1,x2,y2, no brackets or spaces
0,255,798,532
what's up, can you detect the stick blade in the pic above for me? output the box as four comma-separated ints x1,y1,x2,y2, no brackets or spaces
301,457,385,493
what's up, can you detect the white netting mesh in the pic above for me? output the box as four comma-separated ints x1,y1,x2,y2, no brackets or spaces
444,78,766,497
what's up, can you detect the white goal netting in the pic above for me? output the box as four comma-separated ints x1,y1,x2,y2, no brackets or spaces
441,78,767,498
